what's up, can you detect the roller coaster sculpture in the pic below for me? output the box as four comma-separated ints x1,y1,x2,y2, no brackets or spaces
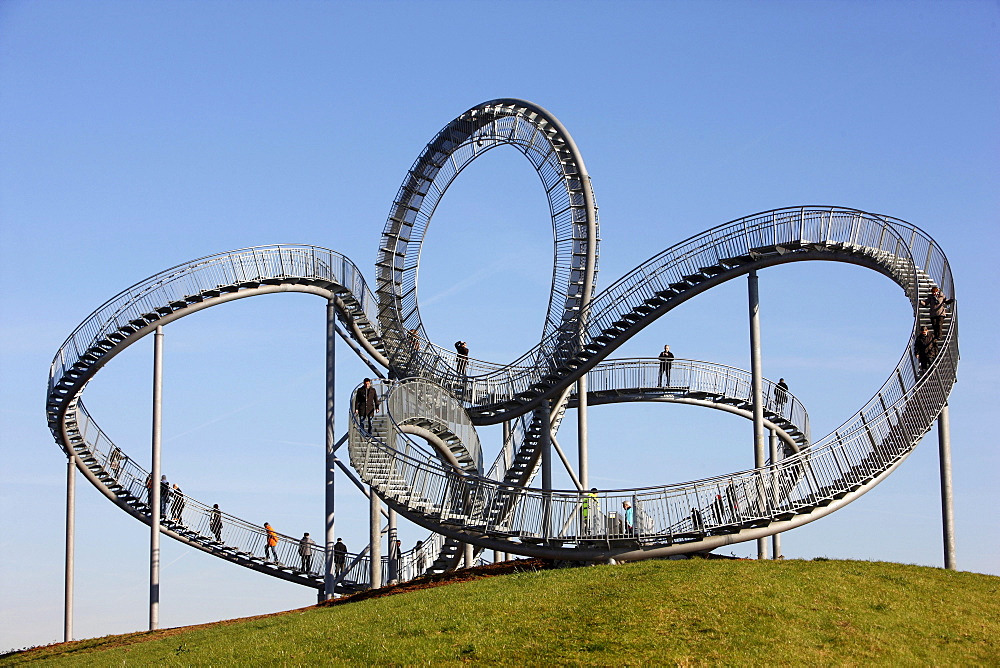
47,99,958,595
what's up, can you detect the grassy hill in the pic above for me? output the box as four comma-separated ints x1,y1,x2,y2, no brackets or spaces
6,558,998,666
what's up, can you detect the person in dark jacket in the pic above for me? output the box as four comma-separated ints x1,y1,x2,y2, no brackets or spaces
658,345,674,386
921,286,952,340
333,538,348,574
915,326,937,371
354,378,380,433
774,378,789,411
455,341,469,376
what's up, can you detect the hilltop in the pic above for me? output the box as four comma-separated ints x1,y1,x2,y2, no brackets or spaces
5,558,997,665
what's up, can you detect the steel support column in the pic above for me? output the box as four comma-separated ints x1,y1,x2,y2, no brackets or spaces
769,428,782,559
64,454,76,642
577,375,589,489
149,325,164,630
497,419,511,564
464,542,475,569
540,402,552,539
369,488,381,589
938,403,956,570
324,300,337,599
748,272,769,560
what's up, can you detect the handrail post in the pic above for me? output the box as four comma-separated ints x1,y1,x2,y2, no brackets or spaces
324,300,337,600
149,324,164,630
748,271,769,560
938,403,956,570
64,454,76,642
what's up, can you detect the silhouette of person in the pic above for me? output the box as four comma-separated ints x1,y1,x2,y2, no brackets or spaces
455,341,469,376
658,345,674,386
333,537,347,574
774,378,789,411
210,504,223,542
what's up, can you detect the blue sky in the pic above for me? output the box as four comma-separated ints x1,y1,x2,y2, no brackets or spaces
2,0,998,651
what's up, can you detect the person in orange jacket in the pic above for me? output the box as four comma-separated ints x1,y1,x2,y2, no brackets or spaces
264,522,280,564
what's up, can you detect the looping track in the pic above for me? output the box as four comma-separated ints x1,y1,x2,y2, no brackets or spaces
47,99,958,585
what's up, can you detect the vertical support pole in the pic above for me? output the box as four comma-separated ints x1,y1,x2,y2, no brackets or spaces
497,419,511,564
769,429,782,559
149,325,164,630
577,375,589,490
64,454,76,642
324,300,337,600
540,401,552,539
387,507,398,584
369,488,381,589
464,542,475,569
748,271,769,560
938,403,956,570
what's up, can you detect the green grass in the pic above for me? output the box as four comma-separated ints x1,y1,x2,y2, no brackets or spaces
6,559,998,666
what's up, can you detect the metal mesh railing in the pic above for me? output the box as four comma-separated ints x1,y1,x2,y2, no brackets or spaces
48,245,376,403
346,212,956,549
382,208,943,422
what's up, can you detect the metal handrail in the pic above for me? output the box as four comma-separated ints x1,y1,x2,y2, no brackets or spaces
380,207,934,422
48,245,379,399
345,216,957,550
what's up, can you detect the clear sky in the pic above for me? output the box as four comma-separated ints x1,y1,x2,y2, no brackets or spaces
1,0,997,652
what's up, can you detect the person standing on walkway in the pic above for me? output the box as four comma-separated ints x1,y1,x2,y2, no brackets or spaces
333,537,347,574
210,504,223,542
582,488,599,534
354,378,380,434
658,345,674,386
298,533,315,573
159,475,171,518
773,378,789,411
108,446,123,477
622,500,634,534
170,483,185,524
455,341,469,376
264,522,280,564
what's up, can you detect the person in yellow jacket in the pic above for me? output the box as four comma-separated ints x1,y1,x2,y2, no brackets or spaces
264,522,280,564
581,488,598,534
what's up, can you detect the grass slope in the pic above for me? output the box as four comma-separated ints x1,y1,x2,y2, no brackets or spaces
6,559,998,666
